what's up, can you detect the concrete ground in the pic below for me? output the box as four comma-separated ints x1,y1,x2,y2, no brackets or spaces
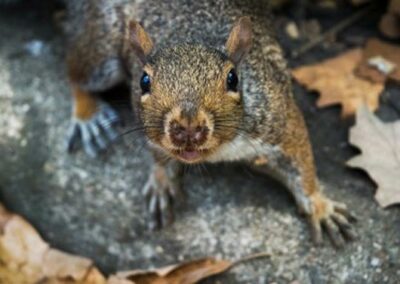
0,2,399,283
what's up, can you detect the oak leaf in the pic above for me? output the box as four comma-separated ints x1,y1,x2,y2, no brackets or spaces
379,0,400,39
355,38,400,83
108,258,232,284
292,49,384,117
108,253,270,284
0,205,106,284
347,105,400,207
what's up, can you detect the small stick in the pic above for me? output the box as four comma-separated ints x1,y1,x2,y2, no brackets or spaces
228,252,271,270
291,4,374,59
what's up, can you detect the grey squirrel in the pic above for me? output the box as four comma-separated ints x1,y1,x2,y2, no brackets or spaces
63,0,356,247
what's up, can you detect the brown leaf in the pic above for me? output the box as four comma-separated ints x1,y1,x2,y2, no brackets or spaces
389,0,400,14
43,249,105,284
108,258,232,284
0,205,106,284
0,215,49,283
0,203,269,284
292,49,384,117
347,105,400,207
355,38,400,83
379,0,400,39
379,14,400,39
108,253,270,284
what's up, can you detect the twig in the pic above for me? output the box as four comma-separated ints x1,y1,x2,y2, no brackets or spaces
291,4,374,59
228,252,271,271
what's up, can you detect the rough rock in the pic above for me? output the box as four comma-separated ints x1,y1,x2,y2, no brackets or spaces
0,2,399,283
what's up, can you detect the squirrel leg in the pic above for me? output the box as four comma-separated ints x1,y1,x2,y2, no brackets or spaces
281,105,357,247
253,104,356,247
142,152,184,230
66,85,119,158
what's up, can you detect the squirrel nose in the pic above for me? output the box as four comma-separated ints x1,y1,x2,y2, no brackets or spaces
169,122,209,147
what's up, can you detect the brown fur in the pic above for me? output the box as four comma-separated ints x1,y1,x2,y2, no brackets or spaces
127,15,355,244
128,21,153,64
64,0,356,245
71,86,98,120
225,16,253,64
280,99,318,196
136,43,243,162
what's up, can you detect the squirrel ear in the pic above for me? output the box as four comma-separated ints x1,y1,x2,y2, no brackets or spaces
128,21,154,65
225,17,252,65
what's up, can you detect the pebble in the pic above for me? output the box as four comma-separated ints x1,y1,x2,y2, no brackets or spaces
155,245,164,254
24,39,47,57
285,21,300,39
370,257,381,267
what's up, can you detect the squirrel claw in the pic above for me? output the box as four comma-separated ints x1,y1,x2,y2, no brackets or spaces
143,180,176,230
147,191,174,230
142,165,181,230
309,195,357,248
65,103,120,158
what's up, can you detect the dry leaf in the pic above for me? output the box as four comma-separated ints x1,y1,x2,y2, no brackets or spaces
356,38,400,83
347,105,400,207
108,253,270,284
42,249,106,284
379,0,400,39
0,203,270,284
379,14,400,39
108,258,232,284
0,205,106,284
292,49,384,117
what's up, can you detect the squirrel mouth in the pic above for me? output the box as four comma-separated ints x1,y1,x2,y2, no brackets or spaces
180,150,201,160
174,148,207,163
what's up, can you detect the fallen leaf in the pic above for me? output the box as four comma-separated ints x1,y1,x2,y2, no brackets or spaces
108,253,270,284
43,249,106,284
389,0,400,14
347,105,400,207
355,38,400,83
379,13,400,39
0,205,106,284
379,0,400,39
292,49,384,117
108,258,232,284
0,203,271,284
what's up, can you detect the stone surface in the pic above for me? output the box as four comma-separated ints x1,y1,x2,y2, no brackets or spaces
0,2,399,283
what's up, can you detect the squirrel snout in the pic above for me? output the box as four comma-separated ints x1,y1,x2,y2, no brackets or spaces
169,120,209,147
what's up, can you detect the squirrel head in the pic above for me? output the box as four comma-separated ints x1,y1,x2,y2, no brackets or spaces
129,17,252,163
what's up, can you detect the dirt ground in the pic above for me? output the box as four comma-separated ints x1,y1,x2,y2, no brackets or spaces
0,1,399,283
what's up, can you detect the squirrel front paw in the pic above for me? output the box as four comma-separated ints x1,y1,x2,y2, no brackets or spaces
308,193,357,248
142,164,183,230
66,102,120,158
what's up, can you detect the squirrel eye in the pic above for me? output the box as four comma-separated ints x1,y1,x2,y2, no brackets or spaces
227,69,238,92
140,72,151,94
